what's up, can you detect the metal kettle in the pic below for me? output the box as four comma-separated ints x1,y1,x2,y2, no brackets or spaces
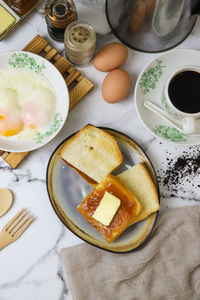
105,0,200,53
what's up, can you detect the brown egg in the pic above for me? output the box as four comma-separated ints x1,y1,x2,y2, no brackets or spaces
128,1,146,34
145,0,155,20
102,69,131,103
94,42,128,72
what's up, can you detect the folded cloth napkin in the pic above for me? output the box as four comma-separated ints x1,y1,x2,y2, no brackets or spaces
61,206,200,300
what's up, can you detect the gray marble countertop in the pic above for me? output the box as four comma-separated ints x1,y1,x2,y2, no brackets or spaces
0,1,200,299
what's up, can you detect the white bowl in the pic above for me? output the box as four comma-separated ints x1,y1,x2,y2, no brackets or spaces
0,51,69,152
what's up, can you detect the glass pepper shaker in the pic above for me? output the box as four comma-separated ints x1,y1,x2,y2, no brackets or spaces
64,21,96,67
45,0,77,41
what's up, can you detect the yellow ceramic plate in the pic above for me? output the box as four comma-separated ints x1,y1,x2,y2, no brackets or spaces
46,127,160,253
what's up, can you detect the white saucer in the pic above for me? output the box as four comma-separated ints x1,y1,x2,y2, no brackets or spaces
135,49,200,146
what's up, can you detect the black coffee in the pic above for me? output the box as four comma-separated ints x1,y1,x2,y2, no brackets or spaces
168,71,200,114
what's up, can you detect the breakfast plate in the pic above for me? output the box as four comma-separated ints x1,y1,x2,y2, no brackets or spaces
0,51,69,152
46,128,160,253
135,48,200,146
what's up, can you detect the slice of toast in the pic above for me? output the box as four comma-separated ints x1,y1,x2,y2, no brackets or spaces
77,174,141,243
59,124,123,183
117,162,159,224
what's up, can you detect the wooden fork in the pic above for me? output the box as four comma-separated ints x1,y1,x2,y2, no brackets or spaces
0,208,34,250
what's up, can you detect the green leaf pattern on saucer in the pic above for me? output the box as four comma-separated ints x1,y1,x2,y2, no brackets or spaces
135,49,200,146
154,125,188,142
8,52,46,73
139,59,165,94
35,113,63,144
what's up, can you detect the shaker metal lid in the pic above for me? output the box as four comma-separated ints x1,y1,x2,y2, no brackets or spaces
64,20,96,51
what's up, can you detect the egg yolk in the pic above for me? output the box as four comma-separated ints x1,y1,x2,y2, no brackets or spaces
0,109,23,137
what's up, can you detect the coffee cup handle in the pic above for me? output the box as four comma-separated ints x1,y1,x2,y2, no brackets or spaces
182,117,196,134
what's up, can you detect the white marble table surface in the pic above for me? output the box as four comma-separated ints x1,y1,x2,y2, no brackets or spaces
0,1,200,299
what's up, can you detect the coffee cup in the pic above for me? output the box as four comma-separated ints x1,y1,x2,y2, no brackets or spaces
163,65,200,134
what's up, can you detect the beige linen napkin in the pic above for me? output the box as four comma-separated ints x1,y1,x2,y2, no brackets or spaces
61,206,200,300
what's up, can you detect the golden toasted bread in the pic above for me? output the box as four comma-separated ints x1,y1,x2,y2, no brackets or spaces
117,162,159,224
59,124,123,183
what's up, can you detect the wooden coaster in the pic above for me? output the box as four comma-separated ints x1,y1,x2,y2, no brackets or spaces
0,34,94,169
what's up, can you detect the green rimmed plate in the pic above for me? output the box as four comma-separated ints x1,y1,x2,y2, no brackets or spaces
46,128,160,253
0,51,69,152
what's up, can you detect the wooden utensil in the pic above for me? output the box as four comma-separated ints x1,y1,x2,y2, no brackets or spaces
0,208,34,250
0,189,13,217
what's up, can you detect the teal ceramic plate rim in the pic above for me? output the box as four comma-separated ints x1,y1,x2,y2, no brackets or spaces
46,127,160,253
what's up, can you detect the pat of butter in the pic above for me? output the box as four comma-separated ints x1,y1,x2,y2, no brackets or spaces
0,5,15,36
92,192,121,226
